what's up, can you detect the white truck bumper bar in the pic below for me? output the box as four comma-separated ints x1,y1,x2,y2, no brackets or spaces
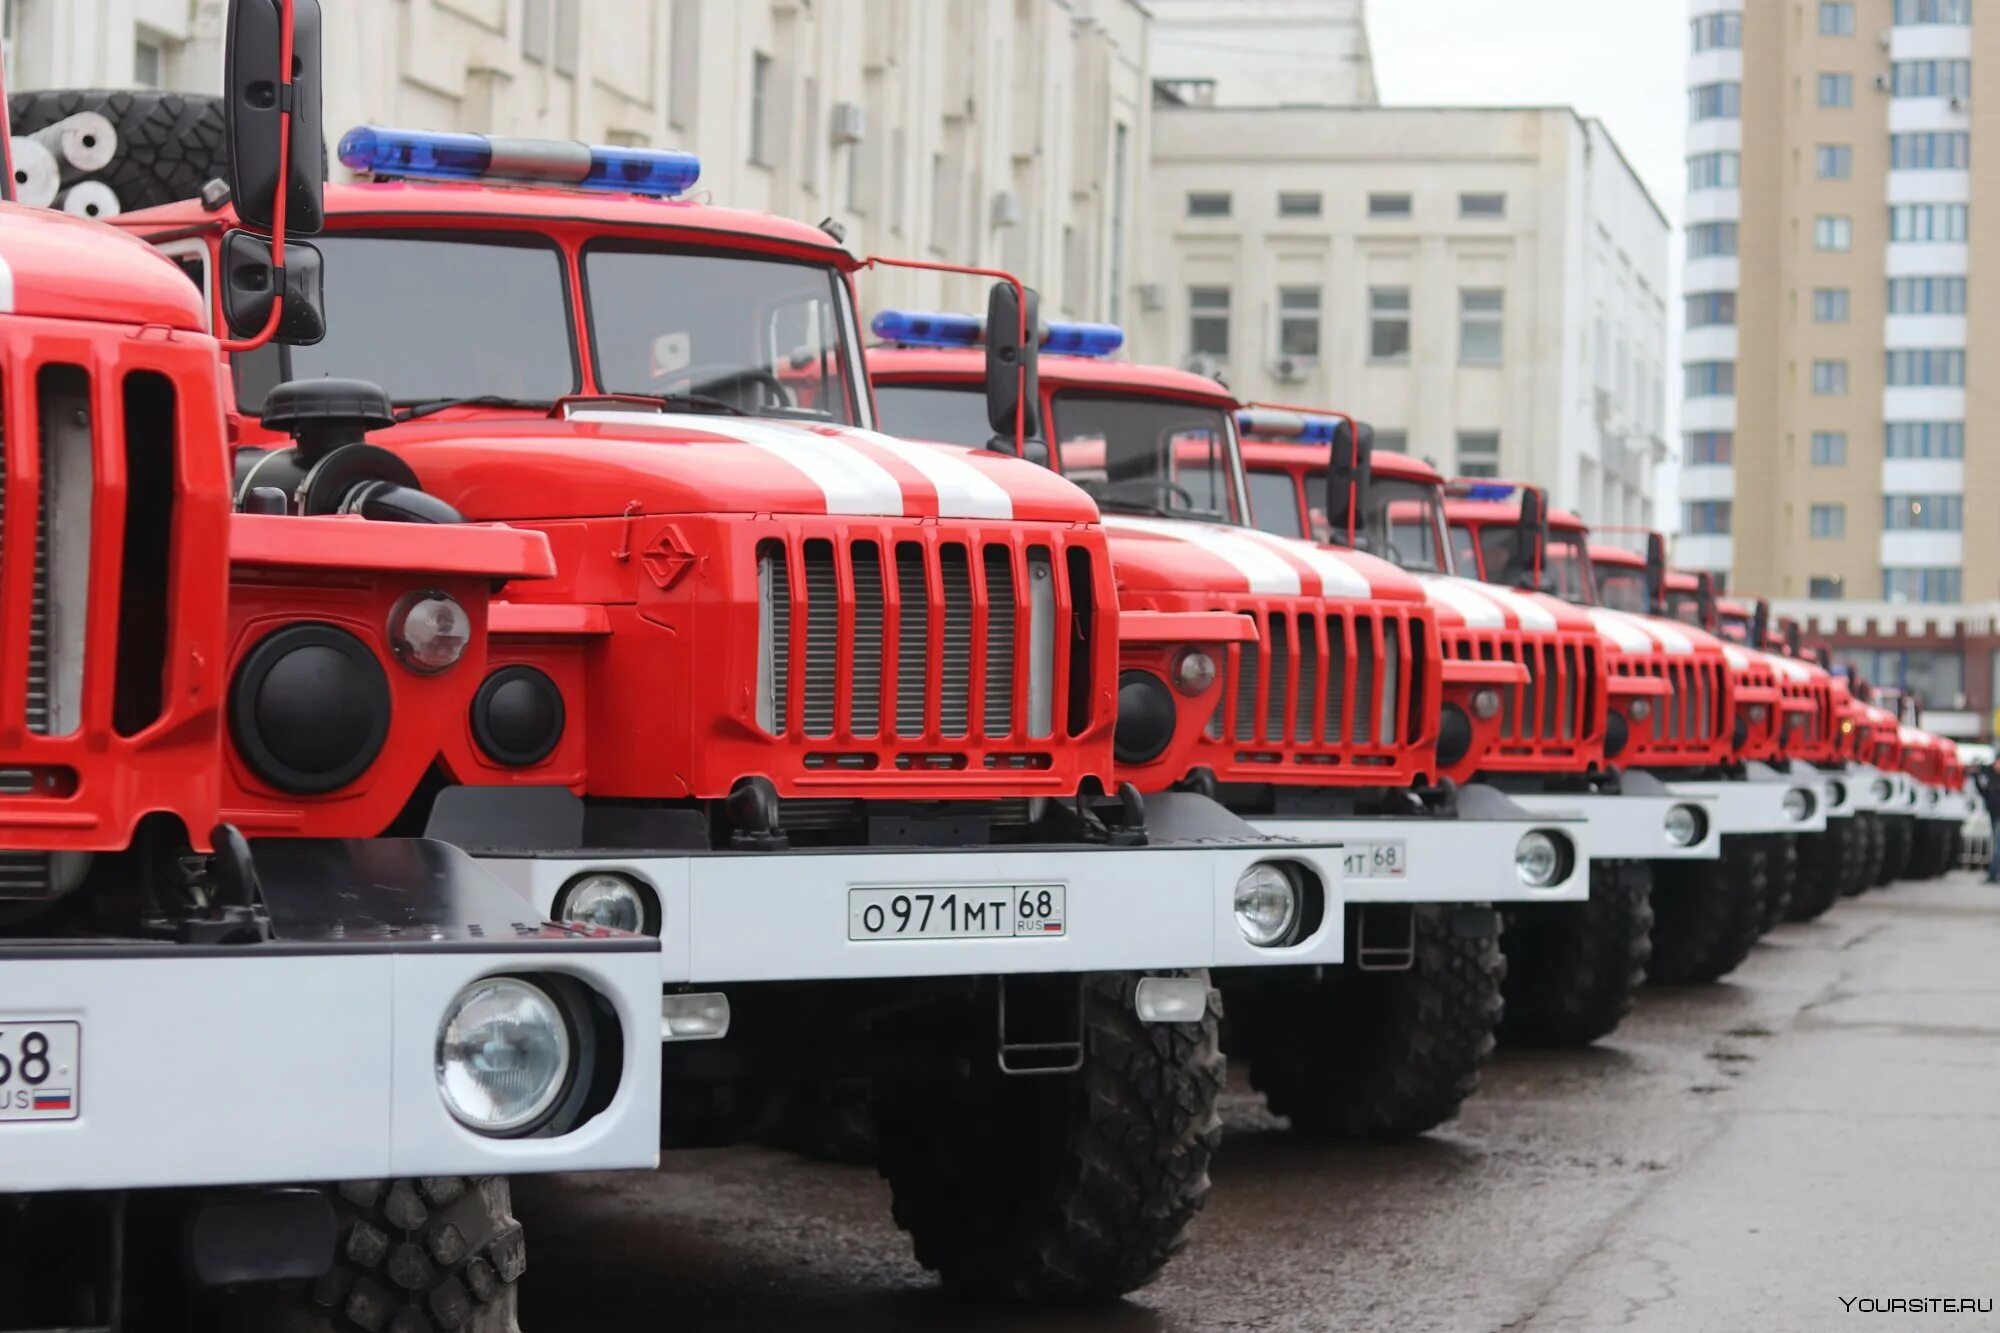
1668,761,1828,836
1506,772,1720,862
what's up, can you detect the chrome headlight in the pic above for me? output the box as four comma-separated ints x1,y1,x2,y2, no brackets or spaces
1664,803,1705,848
1782,787,1814,822
436,977,571,1135
1871,777,1893,802
558,871,654,934
1233,863,1300,946
1515,831,1566,888
389,590,470,674
1172,649,1218,696
1824,779,1846,809
1470,687,1502,721
1628,697,1653,722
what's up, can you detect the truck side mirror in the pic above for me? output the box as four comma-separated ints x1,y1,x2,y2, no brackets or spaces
1644,533,1667,615
1514,488,1546,590
224,0,325,235
221,231,325,345
1696,572,1718,629
985,281,1042,454
1784,620,1802,657
1751,597,1770,650
1321,419,1372,549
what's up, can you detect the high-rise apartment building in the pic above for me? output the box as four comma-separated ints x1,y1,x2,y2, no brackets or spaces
1683,0,1993,736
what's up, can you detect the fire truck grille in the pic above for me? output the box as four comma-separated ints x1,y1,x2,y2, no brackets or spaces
757,535,1080,746
1444,632,1600,752
1615,658,1726,750
1207,605,1421,754
0,853,52,901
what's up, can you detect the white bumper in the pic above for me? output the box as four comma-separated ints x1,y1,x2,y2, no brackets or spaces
1668,761,1828,836
1250,785,1588,904
485,837,1353,982
1919,784,1973,822
1507,773,1720,862
0,943,663,1195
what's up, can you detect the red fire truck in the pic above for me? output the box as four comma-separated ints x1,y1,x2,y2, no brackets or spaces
1444,493,1826,982
0,6,665,1329
1232,413,1727,1041
869,321,1592,1136
120,126,1370,1302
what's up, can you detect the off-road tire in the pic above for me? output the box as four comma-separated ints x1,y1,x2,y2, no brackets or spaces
1915,821,1956,879
1498,860,1652,1047
7,89,227,211
875,970,1223,1303
231,1178,523,1333
1789,820,1853,921
1649,835,1767,984
1234,905,1505,1139
1760,834,1799,933
1877,815,1914,885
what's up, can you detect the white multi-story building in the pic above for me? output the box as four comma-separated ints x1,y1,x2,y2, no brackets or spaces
3,0,1151,318
1148,0,1377,108
1134,102,1671,529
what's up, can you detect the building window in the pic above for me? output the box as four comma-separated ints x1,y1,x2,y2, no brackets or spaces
1278,286,1321,358
523,0,550,61
1687,431,1733,465
1459,289,1504,364
1374,429,1409,453
1889,202,1969,241
1882,567,1962,602
1459,192,1506,218
1369,287,1411,361
1886,275,1968,313
1687,221,1739,259
1368,192,1413,218
1688,151,1741,190
1885,421,1965,457
1188,286,1231,359
1892,59,1973,97
749,52,775,166
1685,361,1736,397
1812,360,1849,394
1818,72,1854,106
1813,288,1851,322
552,0,579,74
1809,504,1847,539
1841,649,1965,706
1884,493,1963,530
1456,431,1501,478
1891,132,1970,171
1692,12,1743,50
1894,0,1971,23
1187,191,1232,218
1814,215,1853,251
1885,348,1966,386
133,33,165,87
1816,144,1853,179
1689,82,1742,121
1809,576,1845,600
1685,291,1737,327
1683,501,1733,535
1811,431,1848,464
1819,2,1856,35
668,0,701,129
1277,192,1322,218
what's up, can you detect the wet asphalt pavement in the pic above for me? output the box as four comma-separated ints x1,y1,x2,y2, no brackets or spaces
516,873,2000,1332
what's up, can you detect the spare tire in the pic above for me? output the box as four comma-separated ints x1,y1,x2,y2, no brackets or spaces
8,89,227,211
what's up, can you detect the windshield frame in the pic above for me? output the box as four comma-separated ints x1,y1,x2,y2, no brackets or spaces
1594,563,1651,615
1045,388,1253,526
1300,468,1450,573
1541,530,1598,605
580,237,871,428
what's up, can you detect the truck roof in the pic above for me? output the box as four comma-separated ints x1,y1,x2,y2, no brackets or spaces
866,345,1237,404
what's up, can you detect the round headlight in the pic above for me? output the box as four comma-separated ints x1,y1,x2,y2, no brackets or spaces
1628,697,1653,722
1436,703,1473,768
1233,863,1299,946
1114,671,1177,765
230,624,391,795
1664,803,1705,847
1172,649,1218,696
390,590,470,674
472,665,567,767
1782,787,1814,822
1923,787,1939,806
1825,779,1846,808
1470,687,1501,721
558,872,652,934
436,977,571,1135
1746,703,1770,726
1872,777,1893,802
1515,831,1565,888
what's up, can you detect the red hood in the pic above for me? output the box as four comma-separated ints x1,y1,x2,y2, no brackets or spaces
378,411,1100,524
1574,605,1729,660
0,202,207,330
1097,516,1425,604
1418,574,1595,633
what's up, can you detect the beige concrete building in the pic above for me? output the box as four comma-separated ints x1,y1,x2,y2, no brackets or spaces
1135,102,1671,529
1147,0,1378,108
4,0,1152,319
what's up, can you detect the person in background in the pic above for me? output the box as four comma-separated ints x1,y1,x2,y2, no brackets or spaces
1980,763,2000,884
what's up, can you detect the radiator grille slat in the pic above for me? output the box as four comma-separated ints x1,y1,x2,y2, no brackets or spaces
1293,614,1318,743
802,540,839,738
1264,614,1290,742
939,546,972,738
895,543,930,737
850,543,884,735
982,546,1016,737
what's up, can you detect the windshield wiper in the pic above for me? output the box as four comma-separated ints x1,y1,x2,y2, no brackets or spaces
395,394,553,423
624,391,750,417
1092,496,1174,518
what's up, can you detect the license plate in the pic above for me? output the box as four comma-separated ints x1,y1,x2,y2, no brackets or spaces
1343,840,1408,880
849,885,1066,941
0,1020,80,1123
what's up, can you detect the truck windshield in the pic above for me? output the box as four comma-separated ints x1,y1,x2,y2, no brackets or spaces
233,233,579,411
1301,471,1447,573
583,242,860,423
1596,567,1650,614
873,383,994,447
1664,591,1707,627
1047,392,1238,522
1477,527,1595,603
1716,614,1753,644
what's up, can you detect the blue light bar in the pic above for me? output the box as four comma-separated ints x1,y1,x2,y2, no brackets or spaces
870,309,986,348
1235,409,1343,443
337,125,701,197
1042,321,1124,356
1464,483,1516,501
